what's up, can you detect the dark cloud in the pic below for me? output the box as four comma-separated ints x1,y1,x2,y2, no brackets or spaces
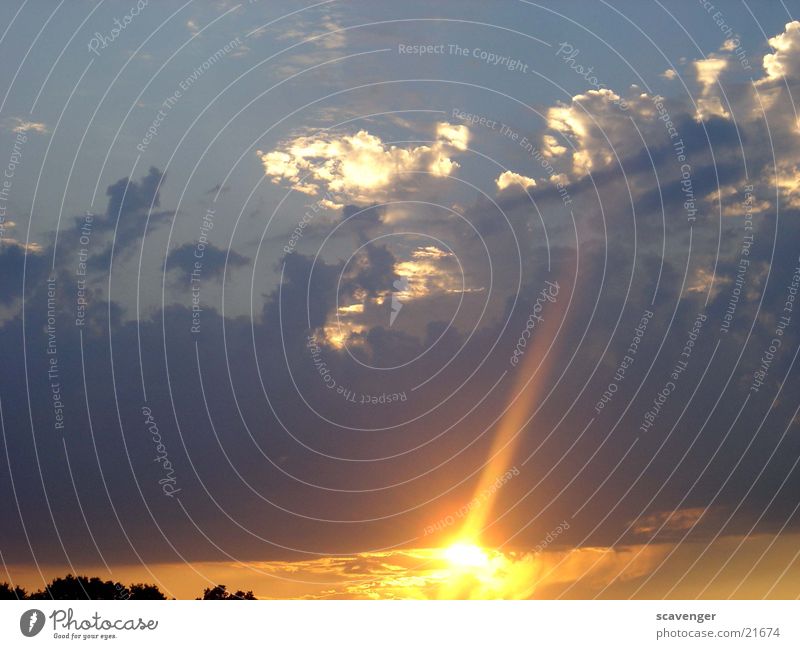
0,242,48,306
341,242,398,298
89,167,173,266
167,242,248,280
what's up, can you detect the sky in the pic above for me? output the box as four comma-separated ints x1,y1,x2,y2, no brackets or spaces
1,0,800,599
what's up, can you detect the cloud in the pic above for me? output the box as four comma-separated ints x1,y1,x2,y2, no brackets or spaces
631,507,710,537
762,21,800,82
694,57,728,87
495,170,537,191
394,247,465,299
203,544,666,599
685,267,729,300
314,241,480,350
317,242,399,348
770,162,800,209
104,166,164,220
0,218,41,254
541,88,645,177
693,57,729,119
168,242,248,280
3,117,47,134
411,245,452,260
258,123,468,203
274,16,347,51
91,166,172,262
436,122,469,151
0,241,47,306
258,8,349,78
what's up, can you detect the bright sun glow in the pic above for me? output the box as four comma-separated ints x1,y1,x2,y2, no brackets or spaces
443,543,490,568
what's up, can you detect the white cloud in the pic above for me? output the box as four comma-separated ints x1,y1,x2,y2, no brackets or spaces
762,21,800,82
436,122,469,150
770,163,800,209
3,117,47,134
685,267,729,300
258,123,468,203
495,170,537,191
541,88,646,177
542,134,567,158
693,57,729,119
412,245,451,260
695,57,728,87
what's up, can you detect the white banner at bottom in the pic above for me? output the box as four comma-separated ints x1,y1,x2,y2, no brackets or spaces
0,600,796,648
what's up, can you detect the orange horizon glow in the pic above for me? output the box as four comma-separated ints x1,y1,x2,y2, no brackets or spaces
5,531,800,599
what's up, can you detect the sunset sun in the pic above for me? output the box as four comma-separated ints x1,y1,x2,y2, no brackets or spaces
443,543,491,569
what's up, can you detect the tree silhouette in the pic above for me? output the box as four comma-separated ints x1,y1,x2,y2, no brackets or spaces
200,584,256,600
0,582,27,599
127,583,167,600
5,573,255,599
28,574,166,600
29,574,118,599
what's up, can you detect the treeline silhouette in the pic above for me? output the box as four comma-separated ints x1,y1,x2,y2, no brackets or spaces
0,575,256,600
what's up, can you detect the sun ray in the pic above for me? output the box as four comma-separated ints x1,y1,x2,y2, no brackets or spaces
457,275,567,544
